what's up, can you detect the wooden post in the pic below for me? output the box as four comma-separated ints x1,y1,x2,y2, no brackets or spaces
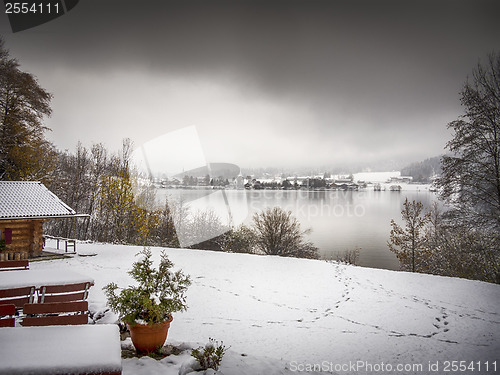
32,220,44,255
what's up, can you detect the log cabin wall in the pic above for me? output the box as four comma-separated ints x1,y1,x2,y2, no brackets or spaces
0,219,45,260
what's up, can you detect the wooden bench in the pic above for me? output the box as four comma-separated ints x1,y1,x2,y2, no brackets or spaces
22,300,89,326
38,281,91,303
21,283,92,326
0,325,122,375
0,285,36,309
0,304,15,327
0,260,29,271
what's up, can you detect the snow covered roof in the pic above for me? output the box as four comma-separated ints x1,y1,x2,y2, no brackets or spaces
0,181,81,220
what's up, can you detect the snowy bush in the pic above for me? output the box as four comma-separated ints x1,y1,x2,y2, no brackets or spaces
219,225,256,254
333,248,360,265
191,338,228,371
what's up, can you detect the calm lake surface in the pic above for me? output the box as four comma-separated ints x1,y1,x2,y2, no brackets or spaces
157,187,438,271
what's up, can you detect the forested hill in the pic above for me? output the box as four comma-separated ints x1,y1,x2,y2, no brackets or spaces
401,156,442,183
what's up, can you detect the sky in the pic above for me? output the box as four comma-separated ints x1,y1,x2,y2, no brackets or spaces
1,0,499,173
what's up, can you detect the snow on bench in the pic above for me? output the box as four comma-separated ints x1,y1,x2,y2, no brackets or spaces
0,269,94,290
0,324,122,375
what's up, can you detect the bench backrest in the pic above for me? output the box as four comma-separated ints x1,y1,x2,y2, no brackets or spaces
39,282,91,303
0,286,36,308
0,260,29,271
0,304,15,327
22,300,89,326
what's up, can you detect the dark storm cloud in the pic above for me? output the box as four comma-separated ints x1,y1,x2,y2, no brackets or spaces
7,0,498,93
2,0,499,168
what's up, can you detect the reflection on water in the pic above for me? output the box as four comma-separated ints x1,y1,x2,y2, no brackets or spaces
157,188,438,271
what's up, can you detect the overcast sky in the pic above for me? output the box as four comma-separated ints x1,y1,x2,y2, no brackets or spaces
1,0,499,172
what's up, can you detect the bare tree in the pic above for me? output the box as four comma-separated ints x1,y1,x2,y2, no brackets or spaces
434,52,500,283
438,52,500,231
0,38,55,182
252,207,319,259
388,198,431,273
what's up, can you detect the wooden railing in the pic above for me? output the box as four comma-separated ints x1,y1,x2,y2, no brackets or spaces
0,252,28,261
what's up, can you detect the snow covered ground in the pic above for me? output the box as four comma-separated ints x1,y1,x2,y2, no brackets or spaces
28,242,500,374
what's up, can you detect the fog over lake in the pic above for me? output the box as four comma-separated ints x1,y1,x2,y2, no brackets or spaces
157,187,438,270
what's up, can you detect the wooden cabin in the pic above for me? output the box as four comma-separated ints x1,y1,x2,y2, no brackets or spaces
0,181,85,260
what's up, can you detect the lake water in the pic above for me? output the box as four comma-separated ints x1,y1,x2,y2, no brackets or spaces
157,187,438,271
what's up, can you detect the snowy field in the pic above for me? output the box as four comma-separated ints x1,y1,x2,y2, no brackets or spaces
30,242,500,374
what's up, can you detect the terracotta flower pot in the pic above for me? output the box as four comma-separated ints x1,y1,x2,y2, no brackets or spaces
127,315,173,354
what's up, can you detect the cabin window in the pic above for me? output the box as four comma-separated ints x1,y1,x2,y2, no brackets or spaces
4,228,12,244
